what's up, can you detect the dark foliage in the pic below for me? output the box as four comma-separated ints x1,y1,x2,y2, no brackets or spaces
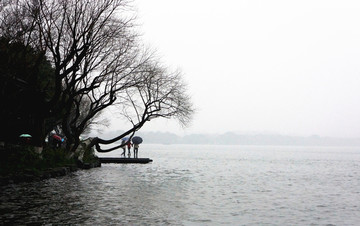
0,37,56,146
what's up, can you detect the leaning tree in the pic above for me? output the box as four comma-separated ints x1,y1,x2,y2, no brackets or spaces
0,0,194,151
93,60,193,152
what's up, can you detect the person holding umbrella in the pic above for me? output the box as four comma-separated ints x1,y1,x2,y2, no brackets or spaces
126,140,132,158
19,134,32,145
132,136,143,158
120,137,129,157
133,143,139,158
120,139,126,157
51,134,63,148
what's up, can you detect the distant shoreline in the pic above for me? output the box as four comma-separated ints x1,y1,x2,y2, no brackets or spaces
94,131,360,147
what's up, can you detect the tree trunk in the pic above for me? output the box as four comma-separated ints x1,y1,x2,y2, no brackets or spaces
31,117,46,147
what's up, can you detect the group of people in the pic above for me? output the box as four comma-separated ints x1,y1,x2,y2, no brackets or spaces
121,140,140,158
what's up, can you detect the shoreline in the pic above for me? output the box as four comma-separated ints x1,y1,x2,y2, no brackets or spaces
0,160,101,186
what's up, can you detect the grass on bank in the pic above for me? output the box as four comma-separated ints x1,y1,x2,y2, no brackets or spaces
0,144,97,177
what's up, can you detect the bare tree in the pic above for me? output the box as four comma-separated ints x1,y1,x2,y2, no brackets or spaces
1,0,141,148
93,61,194,152
0,0,194,151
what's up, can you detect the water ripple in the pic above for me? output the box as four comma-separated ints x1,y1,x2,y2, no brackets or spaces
1,145,360,225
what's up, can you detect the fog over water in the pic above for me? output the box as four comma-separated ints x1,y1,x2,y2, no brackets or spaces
102,0,360,138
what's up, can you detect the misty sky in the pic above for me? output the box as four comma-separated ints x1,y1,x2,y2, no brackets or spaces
108,0,360,138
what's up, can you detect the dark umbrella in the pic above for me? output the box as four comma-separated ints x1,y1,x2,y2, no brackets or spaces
132,136,143,144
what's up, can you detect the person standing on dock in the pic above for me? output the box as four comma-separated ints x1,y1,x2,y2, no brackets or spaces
120,140,126,157
127,141,132,158
133,143,139,158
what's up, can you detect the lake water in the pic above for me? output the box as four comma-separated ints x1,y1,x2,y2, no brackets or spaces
1,144,360,225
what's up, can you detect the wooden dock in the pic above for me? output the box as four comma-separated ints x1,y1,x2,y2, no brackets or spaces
99,157,153,164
